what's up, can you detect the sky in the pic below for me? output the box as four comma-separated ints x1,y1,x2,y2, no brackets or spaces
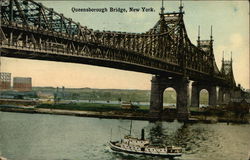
0,1,249,90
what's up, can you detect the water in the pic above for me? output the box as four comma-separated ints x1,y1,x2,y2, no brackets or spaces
0,112,249,160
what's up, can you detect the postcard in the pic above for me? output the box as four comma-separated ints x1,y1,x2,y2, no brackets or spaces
0,0,249,160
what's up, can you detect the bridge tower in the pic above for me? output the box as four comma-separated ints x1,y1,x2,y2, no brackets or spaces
218,52,237,104
149,1,189,120
191,26,218,107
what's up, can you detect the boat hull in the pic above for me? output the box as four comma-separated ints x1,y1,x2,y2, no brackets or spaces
109,141,182,158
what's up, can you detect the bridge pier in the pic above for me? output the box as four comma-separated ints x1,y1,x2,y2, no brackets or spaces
176,77,190,120
231,85,245,99
218,87,231,104
150,76,164,117
218,87,224,104
150,75,189,120
218,86,243,104
191,82,199,107
209,86,217,106
191,82,217,107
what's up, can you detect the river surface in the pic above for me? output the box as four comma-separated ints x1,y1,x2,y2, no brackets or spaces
0,111,249,160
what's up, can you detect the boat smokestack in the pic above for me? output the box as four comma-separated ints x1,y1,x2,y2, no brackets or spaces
141,129,145,140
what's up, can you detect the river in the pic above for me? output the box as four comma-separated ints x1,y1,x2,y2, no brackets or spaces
0,111,249,160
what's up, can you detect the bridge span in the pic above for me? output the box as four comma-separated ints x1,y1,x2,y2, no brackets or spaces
0,0,245,119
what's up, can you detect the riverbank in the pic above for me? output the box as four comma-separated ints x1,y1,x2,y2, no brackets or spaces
0,106,155,121
0,105,249,123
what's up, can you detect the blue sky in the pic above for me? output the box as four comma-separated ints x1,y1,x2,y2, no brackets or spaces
1,1,249,89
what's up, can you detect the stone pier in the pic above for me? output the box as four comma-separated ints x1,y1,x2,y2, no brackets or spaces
218,87,231,105
150,75,189,120
191,82,217,107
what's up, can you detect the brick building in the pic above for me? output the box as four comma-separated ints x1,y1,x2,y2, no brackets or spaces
13,77,32,91
0,72,11,90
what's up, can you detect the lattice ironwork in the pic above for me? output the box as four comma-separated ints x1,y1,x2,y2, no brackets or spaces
0,0,236,86
221,57,236,86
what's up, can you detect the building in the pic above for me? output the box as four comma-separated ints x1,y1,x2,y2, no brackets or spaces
228,98,250,114
121,101,138,110
0,72,11,90
13,77,32,91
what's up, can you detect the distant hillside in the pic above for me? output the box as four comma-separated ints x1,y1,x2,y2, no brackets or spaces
32,87,209,104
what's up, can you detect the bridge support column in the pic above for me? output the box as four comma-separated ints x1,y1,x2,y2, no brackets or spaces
176,77,190,120
209,86,217,106
191,82,217,107
218,87,224,105
149,76,190,120
149,76,164,118
191,82,199,107
218,87,231,105
229,85,245,100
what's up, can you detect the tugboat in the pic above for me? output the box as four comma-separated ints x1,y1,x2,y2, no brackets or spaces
109,121,182,158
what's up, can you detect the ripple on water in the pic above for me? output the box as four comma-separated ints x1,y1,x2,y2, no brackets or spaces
0,112,249,160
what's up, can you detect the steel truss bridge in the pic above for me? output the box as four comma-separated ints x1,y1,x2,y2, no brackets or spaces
0,0,243,119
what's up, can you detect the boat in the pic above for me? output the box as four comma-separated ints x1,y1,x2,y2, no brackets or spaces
0,157,7,160
109,121,182,158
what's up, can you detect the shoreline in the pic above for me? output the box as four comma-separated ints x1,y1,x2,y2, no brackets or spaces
0,107,249,124
0,107,158,121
